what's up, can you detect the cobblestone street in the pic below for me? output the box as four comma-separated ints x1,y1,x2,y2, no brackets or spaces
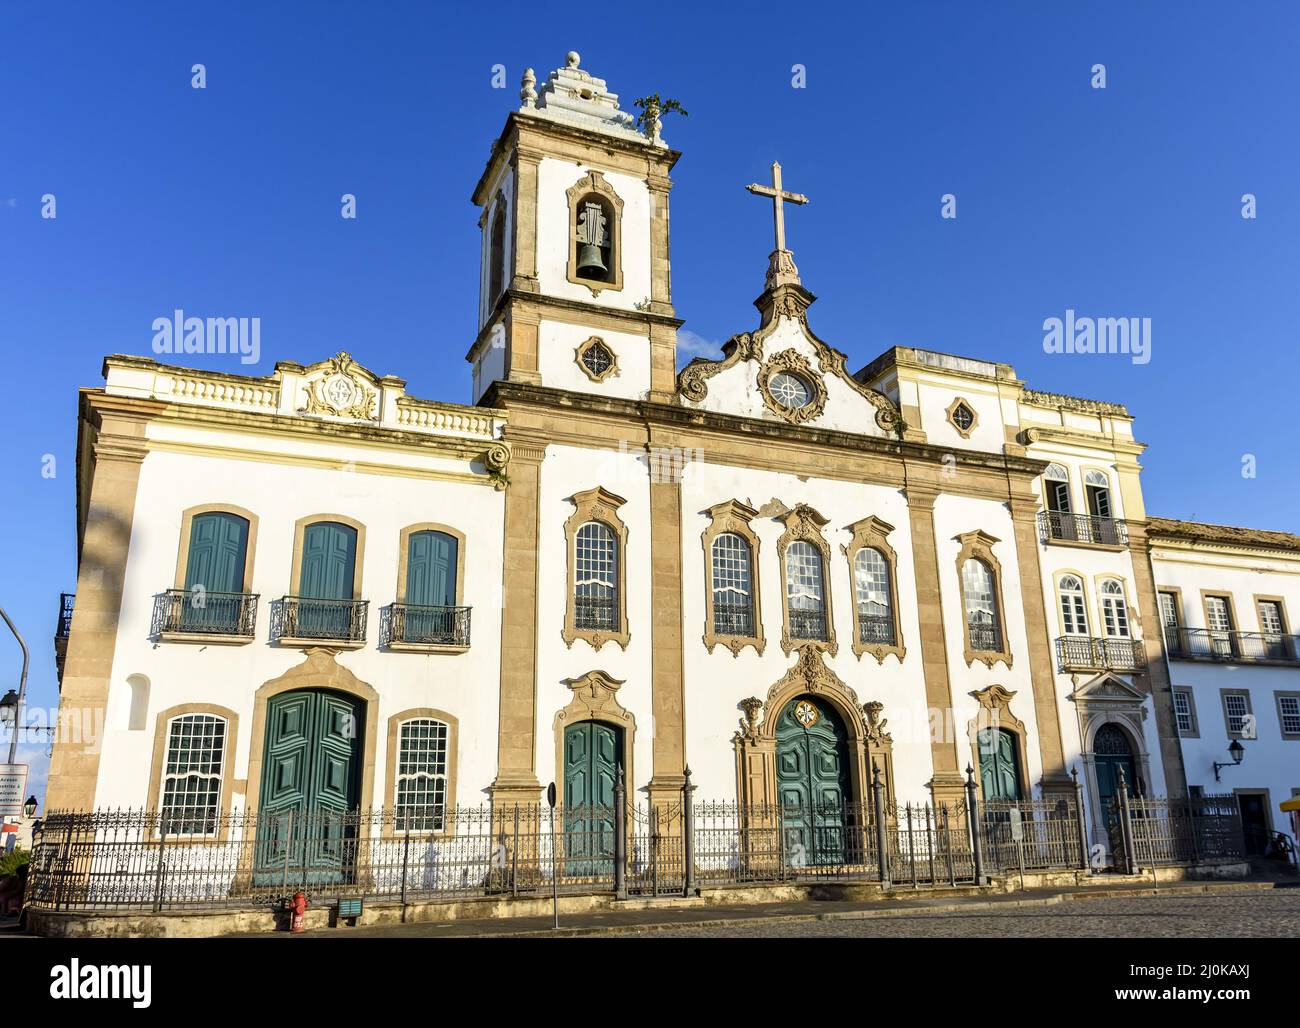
609,890,1300,938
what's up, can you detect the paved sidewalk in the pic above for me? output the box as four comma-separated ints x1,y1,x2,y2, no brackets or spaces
247,880,1290,939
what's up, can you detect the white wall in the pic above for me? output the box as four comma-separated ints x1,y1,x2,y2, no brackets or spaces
537,318,650,400
94,436,505,812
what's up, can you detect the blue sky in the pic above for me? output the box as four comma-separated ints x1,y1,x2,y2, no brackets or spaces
2,1,1298,803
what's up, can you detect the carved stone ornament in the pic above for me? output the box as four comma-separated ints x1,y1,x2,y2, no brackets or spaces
737,696,764,741
482,442,511,491
674,280,903,434
758,349,828,425
299,352,378,421
863,700,892,746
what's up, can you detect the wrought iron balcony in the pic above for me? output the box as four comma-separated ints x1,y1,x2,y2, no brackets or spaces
712,601,755,638
54,591,74,685
1038,511,1128,547
1055,635,1146,672
967,619,1003,654
1166,627,1300,665
789,607,828,641
382,603,471,647
271,596,368,644
857,612,896,646
152,589,258,639
574,595,618,633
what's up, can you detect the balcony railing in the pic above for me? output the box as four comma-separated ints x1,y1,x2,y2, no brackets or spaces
1166,627,1300,665
152,589,259,638
382,603,471,647
1038,511,1128,547
574,595,618,633
271,596,368,644
54,592,74,685
789,607,828,642
712,601,755,639
967,619,1003,654
1055,634,1146,672
857,612,895,646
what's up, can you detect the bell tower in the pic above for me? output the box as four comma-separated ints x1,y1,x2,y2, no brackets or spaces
468,52,681,404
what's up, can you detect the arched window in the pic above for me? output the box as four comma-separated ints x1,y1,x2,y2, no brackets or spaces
962,558,1002,652
487,203,506,303
160,713,227,835
575,522,618,632
1058,575,1089,635
574,195,614,283
1099,579,1130,637
566,171,624,294
785,541,827,641
394,717,450,832
854,547,894,646
711,533,755,638
290,520,363,642
1044,464,1072,513
1084,470,1112,519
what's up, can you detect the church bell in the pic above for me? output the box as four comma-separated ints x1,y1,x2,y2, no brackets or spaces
576,242,608,278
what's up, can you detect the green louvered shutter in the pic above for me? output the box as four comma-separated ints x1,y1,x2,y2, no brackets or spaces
299,522,357,637
183,513,248,631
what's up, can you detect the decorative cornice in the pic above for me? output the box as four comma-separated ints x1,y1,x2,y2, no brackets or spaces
1022,388,1129,417
1146,516,1300,555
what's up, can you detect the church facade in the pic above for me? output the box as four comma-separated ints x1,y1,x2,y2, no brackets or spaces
47,53,1300,857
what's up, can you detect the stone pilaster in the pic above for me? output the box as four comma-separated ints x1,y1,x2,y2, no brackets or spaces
1129,523,1189,798
1007,494,1073,797
645,457,687,809
489,435,546,805
903,483,964,810
510,146,541,293
46,398,157,811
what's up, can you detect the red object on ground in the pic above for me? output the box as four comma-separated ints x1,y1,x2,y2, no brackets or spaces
289,891,308,933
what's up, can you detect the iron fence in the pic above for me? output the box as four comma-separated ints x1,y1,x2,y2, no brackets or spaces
24,779,1241,914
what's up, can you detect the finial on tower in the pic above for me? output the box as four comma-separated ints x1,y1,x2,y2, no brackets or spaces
520,67,537,108
566,51,581,69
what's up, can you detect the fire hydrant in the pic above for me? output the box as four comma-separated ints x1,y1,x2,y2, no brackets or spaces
288,891,308,933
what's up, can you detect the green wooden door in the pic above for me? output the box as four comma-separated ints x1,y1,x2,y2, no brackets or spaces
776,696,850,867
182,512,248,632
255,689,364,885
404,530,456,642
299,522,357,638
977,728,1022,802
562,721,619,876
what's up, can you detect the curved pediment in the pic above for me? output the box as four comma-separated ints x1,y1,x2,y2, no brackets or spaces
677,284,901,438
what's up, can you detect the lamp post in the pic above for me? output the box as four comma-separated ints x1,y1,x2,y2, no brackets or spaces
0,605,30,765
1212,738,1245,782
23,796,37,819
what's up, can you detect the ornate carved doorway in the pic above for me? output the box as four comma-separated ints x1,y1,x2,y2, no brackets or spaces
775,695,851,866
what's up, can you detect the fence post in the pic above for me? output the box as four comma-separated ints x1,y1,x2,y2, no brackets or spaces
400,823,411,913
1117,767,1137,875
682,766,696,897
614,767,627,900
1186,794,1201,864
1072,767,1090,872
282,809,294,894
153,812,168,913
942,804,956,887
872,761,890,889
965,765,986,885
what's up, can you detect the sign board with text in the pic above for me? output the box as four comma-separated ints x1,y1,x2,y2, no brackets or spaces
0,765,28,818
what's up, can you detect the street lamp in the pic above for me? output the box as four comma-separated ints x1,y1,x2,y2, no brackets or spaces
23,795,37,819
0,604,29,765
1213,738,1246,782
0,689,16,727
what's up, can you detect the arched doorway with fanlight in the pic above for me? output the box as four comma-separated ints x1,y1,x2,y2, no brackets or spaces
1093,722,1138,814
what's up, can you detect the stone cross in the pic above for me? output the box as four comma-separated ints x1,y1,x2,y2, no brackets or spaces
746,161,808,253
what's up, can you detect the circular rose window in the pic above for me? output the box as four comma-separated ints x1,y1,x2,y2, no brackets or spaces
769,371,812,410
